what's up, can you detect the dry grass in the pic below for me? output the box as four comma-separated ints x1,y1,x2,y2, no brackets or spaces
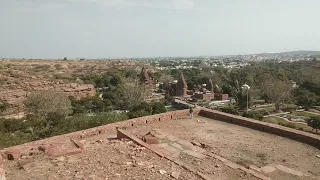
291,111,320,118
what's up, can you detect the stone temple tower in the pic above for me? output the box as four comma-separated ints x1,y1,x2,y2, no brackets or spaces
140,67,154,87
176,72,188,97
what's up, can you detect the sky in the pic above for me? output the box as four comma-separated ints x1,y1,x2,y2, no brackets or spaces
0,0,320,58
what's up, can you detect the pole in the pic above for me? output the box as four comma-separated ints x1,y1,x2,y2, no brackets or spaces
246,89,249,111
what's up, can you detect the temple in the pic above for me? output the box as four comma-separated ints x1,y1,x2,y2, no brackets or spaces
167,73,228,101
140,67,155,88
168,72,188,97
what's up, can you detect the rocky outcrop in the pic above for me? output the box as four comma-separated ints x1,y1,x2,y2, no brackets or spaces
0,79,95,115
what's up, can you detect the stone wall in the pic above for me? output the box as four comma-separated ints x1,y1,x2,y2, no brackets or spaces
193,92,215,101
199,108,320,149
214,93,229,101
0,109,200,154
1,107,319,156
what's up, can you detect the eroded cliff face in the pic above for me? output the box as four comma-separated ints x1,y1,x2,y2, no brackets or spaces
0,78,95,115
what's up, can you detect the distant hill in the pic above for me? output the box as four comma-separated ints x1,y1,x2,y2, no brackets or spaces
255,50,320,57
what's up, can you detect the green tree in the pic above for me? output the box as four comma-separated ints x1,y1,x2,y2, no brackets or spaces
307,116,320,134
151,102,167,114
260,78,293,111
294,88,317,110
230,80,252,110
300,81,320,96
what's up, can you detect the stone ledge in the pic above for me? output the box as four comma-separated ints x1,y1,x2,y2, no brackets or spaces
0,109,198,154
199,108,320,149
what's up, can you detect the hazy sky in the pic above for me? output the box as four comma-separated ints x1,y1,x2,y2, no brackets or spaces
1,0,319,58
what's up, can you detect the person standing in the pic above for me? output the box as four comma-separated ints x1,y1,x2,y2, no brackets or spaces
189,106,194,119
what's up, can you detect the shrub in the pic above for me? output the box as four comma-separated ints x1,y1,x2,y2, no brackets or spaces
25,90,72,117
2,119,24,132
128,110,151,119
278,121,297,129
151,102,167,114
242,111,264,121
307,116,320,133
219,106,240,115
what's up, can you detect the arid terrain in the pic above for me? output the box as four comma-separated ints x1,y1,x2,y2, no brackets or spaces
0,59,137,116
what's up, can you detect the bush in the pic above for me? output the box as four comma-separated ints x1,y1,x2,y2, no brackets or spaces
25,90,72,117
163,94,175,105
278,121,297,129
0,112,129,148
128,110,151,119
307,116,320,133
151,102,167,114
242,111,264,121
1,119,24,132
219,106,240,115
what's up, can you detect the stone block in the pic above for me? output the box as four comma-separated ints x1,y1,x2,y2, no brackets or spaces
143,135,158,144
38,144,53,153
183,150,206,159
70,138,84,149
275,164,304,176
47,148,82,157
5,150,21,160
17,158,32,169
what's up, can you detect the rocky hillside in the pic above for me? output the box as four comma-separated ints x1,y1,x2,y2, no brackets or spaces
0,59,136,116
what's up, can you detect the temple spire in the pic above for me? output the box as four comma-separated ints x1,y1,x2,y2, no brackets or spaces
176,71,187,97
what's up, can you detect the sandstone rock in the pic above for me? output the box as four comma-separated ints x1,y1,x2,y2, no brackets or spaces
5,150,21,160
56,156,66,162
17,158,32,169
261,166,276,174
275,164,304,176
96,140,104,144
142,132,159,144
191,141,201,147
137,162,145,166
146,165,154,169
171,171,180,179
70,139,84,149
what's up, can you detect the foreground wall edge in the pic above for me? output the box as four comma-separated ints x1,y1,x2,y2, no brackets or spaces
1,107,319,154
199,108,320,149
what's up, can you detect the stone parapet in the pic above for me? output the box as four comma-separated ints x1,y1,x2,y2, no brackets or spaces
199,108,320,149
0,109,200,154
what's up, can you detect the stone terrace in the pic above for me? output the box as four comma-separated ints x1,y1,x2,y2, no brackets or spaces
0,109,319,180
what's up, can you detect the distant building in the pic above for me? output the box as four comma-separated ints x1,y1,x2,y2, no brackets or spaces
193,91,215,101
214,93,229,101
168,72,188,97
176,72,188,97
140,67,155,88
167,75,229,101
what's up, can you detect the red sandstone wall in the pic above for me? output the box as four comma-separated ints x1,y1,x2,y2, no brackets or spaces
1,107,319,154
0,109,200,153
199,108,320,149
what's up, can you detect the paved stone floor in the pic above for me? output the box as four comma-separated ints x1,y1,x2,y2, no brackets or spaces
3,116,320,180
127,117,320,180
